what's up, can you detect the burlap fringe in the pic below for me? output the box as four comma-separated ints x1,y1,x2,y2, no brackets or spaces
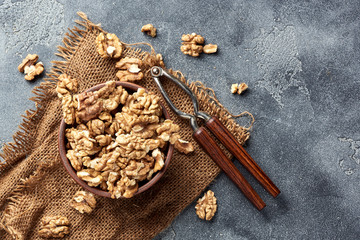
0,12,253,239
0,180,26,238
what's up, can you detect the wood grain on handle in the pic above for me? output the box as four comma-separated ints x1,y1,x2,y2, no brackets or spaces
193,127,266,210
206,116,280,197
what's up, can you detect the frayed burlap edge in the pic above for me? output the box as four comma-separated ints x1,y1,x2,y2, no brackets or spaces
0,12,254,239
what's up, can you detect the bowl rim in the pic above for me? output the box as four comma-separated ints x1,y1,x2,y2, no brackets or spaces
58,81,174,198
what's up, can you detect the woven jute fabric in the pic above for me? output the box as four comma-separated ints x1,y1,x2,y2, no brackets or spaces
0,13,252,240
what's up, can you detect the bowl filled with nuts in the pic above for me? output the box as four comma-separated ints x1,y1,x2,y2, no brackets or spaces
58,80,179,199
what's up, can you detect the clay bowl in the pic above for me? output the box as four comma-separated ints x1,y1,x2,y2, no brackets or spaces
58,82,174,198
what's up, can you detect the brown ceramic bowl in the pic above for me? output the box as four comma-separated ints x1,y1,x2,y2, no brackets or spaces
58,82,174,198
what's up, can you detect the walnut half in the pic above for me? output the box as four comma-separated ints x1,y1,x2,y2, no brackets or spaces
180,33,204,57
38,216,70,238
195,190,217,221
70,190,96,214
95,32,123,59
18,54,44,80
174,139,194,154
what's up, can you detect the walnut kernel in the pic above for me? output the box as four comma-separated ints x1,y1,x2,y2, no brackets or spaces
152,148,164,173
203,44,218,54
62,95,76,125
181,33,205,44
87,119,105,136
195,190,217,221
18,54,44,80
66,150,89,171
156,53,165,67
115,57,144,82
124,160,151,181
112,173,139,198
174,139,194,154
76,92,103,123
231,84,238,94
141,24,157,37
180,33,205,57
237,83,248,94
77,169,103,187
70,190,96,214
56,74,78,98
38,216,70,238
95,32,123,58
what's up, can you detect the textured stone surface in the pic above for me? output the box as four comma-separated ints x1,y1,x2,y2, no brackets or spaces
1,0,359,239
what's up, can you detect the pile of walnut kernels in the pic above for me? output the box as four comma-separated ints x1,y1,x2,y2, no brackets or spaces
58,78,194,199
56,31,195,200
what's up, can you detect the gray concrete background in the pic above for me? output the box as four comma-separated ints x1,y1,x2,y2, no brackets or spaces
1,0,359,239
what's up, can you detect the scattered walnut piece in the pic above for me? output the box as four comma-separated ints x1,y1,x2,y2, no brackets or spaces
70,190,96,214
18,54,44,81
195,190,217,221
95,32,123,59
38,216,70,238
141,24,157,37
180,33,204,57
230,83,248,95
237,83,248,94
203,44,218,54
56,74,78,98
231,84,238,94
115,57,144,82
174,139,194,154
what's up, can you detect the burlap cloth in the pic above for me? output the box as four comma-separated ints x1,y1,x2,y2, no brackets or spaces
0,13,253,240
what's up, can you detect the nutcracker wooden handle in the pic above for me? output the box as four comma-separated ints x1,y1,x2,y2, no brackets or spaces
205,116,280,197
193,126,266,210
